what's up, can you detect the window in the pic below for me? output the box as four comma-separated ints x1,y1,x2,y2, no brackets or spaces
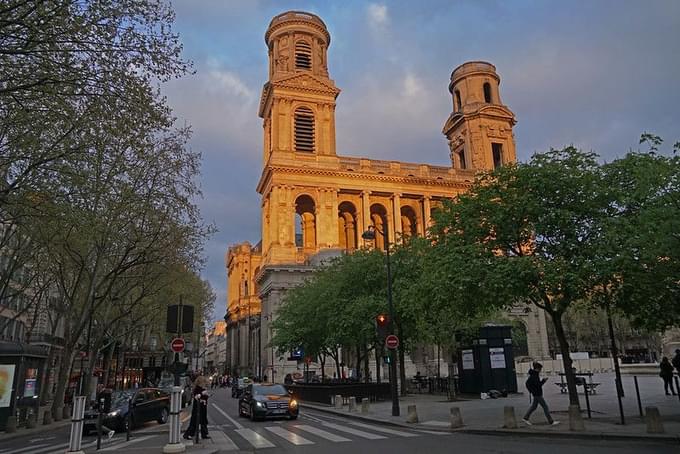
295,40,312,70
455,90,462,111
492,143,503,169
294,107,315,152
458,147,467,169
483,82,492,103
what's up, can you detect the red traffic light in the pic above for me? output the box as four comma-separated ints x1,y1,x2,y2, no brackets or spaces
376,314,389,326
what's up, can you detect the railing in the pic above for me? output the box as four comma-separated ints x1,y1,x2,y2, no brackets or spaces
285,382,391,405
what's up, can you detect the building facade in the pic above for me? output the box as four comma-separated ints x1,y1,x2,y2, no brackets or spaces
225,11,550,380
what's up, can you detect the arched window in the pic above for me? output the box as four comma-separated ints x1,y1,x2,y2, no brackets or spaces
295,195,316,249
338,202,357,251
455,90,462,111
295,40,312,70
294,107,315,152
400,206,418,239
369,204,388,251
483,82,492,103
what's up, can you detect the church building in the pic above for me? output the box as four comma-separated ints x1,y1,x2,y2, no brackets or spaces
225,11,550,380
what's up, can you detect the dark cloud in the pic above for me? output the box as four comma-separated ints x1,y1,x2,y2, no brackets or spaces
163,0,680,321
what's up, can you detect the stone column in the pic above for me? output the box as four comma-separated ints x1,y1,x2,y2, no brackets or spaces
392,193,402,243
423,196,432,231
361,191,371,247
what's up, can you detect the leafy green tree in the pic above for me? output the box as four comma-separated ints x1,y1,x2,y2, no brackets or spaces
428,147,611,407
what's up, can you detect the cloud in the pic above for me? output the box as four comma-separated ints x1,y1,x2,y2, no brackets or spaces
367,3,388,28
403,73,424,98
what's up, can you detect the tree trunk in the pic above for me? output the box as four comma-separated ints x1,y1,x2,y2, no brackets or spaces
102,343,116,388
39,345,54,405
551,311,580,407
319,354,326,381
51,346,76,418
355,345,362,380
334,348,341,379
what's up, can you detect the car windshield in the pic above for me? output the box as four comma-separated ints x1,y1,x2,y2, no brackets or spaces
253,384,287,396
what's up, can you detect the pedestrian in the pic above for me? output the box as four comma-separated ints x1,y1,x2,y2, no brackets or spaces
183,374,211,440
660,357,676,395
522,362,559,426
672,349,680,374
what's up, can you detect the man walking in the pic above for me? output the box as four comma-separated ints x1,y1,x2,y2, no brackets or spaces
523,362,559,426
671,349,680,375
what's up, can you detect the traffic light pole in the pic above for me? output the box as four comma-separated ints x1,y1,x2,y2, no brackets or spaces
384,228,400,417
363,224,400,417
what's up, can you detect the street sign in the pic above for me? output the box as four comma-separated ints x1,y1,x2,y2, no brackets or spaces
385,334,399,350
170,337,185,353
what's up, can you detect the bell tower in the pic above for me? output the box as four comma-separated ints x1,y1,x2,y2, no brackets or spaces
259,11,340,165
442,61,517,171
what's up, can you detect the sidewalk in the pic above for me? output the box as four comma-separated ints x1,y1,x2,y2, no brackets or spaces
300,373,680,443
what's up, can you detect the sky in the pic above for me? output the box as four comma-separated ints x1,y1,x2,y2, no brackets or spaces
161,0,680,323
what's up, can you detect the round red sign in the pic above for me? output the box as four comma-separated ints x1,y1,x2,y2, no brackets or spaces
171,337,185,353
385,334,399,350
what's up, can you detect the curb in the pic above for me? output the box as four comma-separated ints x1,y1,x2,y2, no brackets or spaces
300,402,680,444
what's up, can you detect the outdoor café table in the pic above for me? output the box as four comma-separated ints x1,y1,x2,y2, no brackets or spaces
556,372,600,394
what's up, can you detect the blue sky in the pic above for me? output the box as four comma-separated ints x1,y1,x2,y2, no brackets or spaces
161,0,680,322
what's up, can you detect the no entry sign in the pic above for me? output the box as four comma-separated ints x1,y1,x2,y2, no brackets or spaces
171,337,185,353
385,334,399,350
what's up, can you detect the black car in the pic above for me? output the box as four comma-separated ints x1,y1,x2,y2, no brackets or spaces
83,388,170,434
238,384,299,421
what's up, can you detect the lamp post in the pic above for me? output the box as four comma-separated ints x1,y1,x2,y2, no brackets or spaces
362,224,400,417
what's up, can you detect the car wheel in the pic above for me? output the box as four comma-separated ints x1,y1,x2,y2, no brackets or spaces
157,407,169,424
238,404,246,417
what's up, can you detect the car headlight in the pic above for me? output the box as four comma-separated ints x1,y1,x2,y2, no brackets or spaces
289,399,298,409
255,401,264,408
107,410,121,417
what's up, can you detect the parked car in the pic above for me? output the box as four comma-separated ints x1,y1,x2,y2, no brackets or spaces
83,388,170,434
238,383,298,421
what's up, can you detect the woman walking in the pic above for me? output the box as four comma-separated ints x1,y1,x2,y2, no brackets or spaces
660,357,676,395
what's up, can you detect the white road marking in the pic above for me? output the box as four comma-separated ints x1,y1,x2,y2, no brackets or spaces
321,422,387,440
101,435,155,451
211,402,243,430
294,424,351,442
301,413,326,423
265,426,314,445
235,428,276,448
209,430,240,451
415,429,450,435
3,444,51,454
348,421,420,437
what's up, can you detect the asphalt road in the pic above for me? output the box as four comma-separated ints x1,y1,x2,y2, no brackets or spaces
0,388,677,453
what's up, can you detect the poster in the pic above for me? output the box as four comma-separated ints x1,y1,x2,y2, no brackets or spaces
0,364,16,408
489,347,506,369
462,350,474,370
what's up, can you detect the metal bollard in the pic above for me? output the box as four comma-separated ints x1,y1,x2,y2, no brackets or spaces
66,396,86,454
163,387,186,453
406,405,419,423
361,398,369,414
348,397,357,412
503,406,517,429
334,394,343,409
126,397,132,441
450,406,463,428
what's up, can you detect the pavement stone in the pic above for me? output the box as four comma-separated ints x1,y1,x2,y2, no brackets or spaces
299,372,680,444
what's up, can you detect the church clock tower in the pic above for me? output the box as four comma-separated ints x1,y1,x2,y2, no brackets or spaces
442,61,517,171
259,11,340,165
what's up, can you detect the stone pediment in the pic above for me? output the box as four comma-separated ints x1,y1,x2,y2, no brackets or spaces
271,73,340,96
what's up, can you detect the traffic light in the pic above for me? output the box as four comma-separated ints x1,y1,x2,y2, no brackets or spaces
375,313,389,340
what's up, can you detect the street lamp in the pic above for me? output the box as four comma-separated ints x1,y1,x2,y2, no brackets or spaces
362,224,400,417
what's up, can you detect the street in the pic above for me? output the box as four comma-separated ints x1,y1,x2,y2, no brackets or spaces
0,387,676,453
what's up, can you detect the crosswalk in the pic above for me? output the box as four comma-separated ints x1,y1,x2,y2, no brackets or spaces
0,413,446,453
180,417,444,451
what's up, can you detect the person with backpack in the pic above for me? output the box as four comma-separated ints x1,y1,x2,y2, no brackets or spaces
522,362,559,426
660,357,676,395
672,349,680,374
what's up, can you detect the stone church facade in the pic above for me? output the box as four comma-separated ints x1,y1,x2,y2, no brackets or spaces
225,11,550,380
